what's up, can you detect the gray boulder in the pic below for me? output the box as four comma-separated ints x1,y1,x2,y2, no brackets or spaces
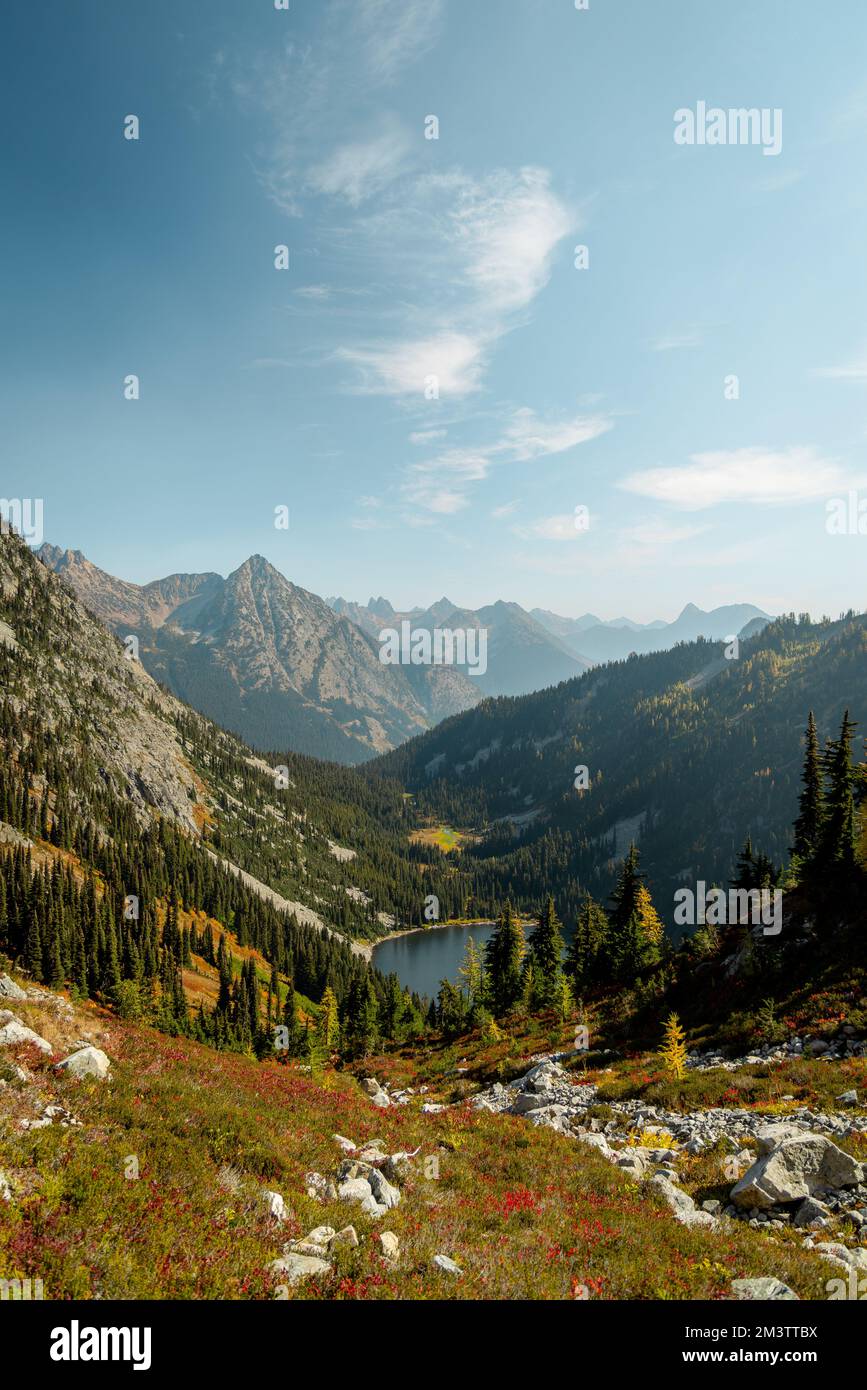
731,1133,863,1210
0,974,26,1001
270,1253,331,1284
433,1254,463,1277
650,1175,716,1228
55,1046,110,1080
793,1196,830,1230
337,1177,374,1205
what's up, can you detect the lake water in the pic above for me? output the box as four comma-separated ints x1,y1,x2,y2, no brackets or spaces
372,921,497,1000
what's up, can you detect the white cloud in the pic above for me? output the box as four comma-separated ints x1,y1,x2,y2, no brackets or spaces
620,447,847,510
403,408,610,515
336,168,576,398
492,500,521,519
812,361,867,383
410,428,447,445
450,166,574,317
624,520,710,546
513,513,589,542
307,121,412,206
355,0,444,85
502,407,611,461
652,330,703,352
337,332,485,398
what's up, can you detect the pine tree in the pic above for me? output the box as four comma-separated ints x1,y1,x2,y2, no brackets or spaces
527,895,564,1005
25,910,43,981
484,901,524,1015
819,710,859,871
608,847,662,981
566,895,608,990
792,711,823,865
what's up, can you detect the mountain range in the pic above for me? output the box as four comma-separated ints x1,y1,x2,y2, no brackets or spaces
38,544,770,769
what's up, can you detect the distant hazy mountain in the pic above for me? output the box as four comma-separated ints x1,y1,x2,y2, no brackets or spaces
330,595,589,697
39,547,482,763
531,601,771,663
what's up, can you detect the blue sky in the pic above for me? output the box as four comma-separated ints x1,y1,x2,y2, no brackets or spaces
3,0,867,621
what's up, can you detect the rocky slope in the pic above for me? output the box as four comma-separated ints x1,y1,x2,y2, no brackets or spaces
39,547,481,762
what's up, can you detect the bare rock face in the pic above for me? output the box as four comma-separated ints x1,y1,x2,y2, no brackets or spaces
731,1132,863,1210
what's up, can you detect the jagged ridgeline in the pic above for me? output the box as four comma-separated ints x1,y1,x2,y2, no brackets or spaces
0,530,454,1049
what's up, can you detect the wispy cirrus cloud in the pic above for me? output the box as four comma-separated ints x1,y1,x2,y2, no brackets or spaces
651,330,703,352
336,167,577,398
306,118,413,206
403,408,610,515
512,512,590,542
355,0,445,84
811,360,867,383
620,446,849,510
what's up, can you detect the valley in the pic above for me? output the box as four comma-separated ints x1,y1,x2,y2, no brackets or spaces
2,525,867,1308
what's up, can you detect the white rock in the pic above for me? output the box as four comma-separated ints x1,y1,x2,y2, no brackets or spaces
55,1046,110,1079
651,1175,716,1228
731,1133,863,1210
330,1225,359,1250
0,974,26,1000
338,1177,374,1204
270,1253,331,1284
0,1019,53,1054
379,1231,400,1263
332,1134,357,1153
433,1254,463,1277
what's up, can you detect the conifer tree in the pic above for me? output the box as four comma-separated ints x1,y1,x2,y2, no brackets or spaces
792,710,823,865
566,894,609,990
527,895,564,1004
484,901,524,1015
25,910,43,981
819,710,859,871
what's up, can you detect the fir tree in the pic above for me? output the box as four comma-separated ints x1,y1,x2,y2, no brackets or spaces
792,710,823,865
527,895,564,1005
484,901,524,1015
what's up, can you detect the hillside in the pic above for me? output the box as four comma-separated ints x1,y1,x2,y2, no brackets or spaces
1,961,864,1303
370,613,867,926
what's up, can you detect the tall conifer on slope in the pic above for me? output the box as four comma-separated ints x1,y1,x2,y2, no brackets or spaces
792,710,823,865
485,901,524,1015
527,895,564,1004
607,845,663,982
819,710,858,871
566,894,609,990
